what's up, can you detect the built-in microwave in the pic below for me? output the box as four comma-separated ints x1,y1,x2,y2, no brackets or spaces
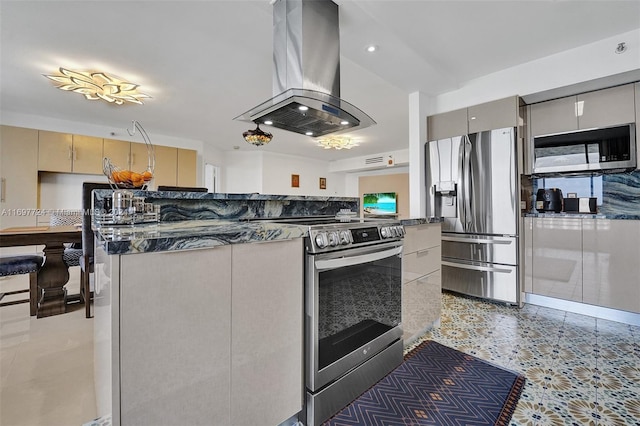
532,123,636,175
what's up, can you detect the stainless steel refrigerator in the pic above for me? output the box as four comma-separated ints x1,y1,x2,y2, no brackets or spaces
426,127,520,305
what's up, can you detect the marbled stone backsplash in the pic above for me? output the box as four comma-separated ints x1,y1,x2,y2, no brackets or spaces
532,170,640,218
93,190,359,222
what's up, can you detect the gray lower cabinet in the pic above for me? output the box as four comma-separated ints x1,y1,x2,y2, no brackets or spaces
525,216,640,314
582,219,640,313
97,239,303,426
531,217,583,302
401,223,441,345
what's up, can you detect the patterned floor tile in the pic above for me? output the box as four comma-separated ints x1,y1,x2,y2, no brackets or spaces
417,292,640,425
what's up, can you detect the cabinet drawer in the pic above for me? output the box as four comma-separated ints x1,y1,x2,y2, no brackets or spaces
402,270,442,344
404,224,441,254
402,245,441,283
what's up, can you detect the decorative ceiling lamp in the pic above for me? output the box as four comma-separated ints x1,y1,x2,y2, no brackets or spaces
317,136,358,150
44,67,150,105
243,124,273,146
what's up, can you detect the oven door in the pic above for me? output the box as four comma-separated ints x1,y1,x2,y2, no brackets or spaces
306,241,403,391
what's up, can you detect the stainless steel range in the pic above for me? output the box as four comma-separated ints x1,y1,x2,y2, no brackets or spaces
280,216,405,426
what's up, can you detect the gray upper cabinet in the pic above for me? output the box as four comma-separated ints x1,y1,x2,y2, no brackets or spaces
427,108,468,141
578,84,635,129
635,82,640,170
427,96,520,141
529,96,577,137
468,96,519,133
529,83,636,137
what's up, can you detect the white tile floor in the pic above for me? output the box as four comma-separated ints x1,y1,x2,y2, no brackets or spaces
2,275,639,426
0,271,96,426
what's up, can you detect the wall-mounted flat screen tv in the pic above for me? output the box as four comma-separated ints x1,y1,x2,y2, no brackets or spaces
363,192,397,216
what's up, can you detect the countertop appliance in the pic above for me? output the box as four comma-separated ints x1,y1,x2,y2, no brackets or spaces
258,215,404,426
426,127,520,305
536,188,563,212
532,123,636,175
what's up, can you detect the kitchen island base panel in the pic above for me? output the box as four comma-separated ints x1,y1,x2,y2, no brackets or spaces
525,293,640,327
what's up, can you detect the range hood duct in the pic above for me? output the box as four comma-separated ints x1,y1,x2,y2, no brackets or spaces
234,0,375,138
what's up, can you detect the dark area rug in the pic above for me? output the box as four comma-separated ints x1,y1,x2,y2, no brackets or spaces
324,340,525,426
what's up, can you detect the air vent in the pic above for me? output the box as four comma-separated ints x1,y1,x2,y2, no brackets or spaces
365,156,384,165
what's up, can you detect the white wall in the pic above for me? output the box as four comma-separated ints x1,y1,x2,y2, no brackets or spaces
39,172,108,210
260,151,346,196
221,151,263,194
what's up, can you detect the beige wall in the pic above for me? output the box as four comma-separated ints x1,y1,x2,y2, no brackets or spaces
358,173,410,219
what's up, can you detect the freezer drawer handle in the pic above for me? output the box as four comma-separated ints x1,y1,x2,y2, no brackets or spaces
442,236,513,245
442,260,512,274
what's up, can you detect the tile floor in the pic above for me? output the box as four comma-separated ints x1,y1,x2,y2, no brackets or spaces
2,273,639,426
0,271,96,426
409,292,640,426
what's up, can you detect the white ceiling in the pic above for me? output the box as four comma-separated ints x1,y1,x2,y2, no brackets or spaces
1,1,639,161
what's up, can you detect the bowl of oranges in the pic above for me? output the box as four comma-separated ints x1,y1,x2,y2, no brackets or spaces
103,157,154,189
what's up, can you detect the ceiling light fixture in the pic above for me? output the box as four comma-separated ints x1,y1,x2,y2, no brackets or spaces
366,45,377,53
44,67,150,105
243,124,273,146
317,136,359,150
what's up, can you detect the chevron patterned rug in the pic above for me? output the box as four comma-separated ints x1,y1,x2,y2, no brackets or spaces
324,340,525,426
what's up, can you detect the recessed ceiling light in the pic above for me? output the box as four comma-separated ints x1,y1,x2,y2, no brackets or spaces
366,45,377,53
340,120,349,125
264,120,273,125
305,131,314,136
299,105,309,111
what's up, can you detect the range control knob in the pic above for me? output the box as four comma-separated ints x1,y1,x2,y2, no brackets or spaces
339,230,351,245
314,232,328,249
327,231,339,247
380,227,389,238
396,226,405,237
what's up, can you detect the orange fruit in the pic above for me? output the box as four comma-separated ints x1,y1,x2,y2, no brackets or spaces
119,170,132,182
130,172,142,182
142,171,153,181
112,171,121,183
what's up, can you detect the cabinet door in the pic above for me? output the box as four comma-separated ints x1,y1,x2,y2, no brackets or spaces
523,217,533,293
635,82,639,170
531,217,582,302
129,141,150,172
529,96,578,137
402,271,441,344
103,138,130,170
231,239,303,426
0,126,39,229
151,145,178,188
468,96,519,134
578,84,635,129
403,223,441,254
177,148,197,187
119,248,232,426
427,108,468,141
72,135,103,174
38,130,72,172
583,219,640,313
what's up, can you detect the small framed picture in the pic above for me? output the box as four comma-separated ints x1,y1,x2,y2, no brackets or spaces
291,174,300,188
319,177,326,190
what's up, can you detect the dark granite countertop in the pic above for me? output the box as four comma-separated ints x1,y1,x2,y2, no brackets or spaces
95,219,308,255
400,218,444,226
523,212,640,220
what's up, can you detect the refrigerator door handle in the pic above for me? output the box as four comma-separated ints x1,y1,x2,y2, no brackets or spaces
457,138,466,227
442,260,513,274
462,135,473,231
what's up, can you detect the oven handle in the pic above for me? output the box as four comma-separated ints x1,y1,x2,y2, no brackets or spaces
314,246,403,271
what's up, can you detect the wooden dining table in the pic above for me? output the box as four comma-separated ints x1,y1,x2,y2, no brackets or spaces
0,225,82,318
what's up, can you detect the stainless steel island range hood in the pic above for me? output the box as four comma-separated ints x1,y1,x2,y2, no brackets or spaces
234,0,375,138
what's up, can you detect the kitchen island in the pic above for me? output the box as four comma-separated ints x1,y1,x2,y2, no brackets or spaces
93,219,307,426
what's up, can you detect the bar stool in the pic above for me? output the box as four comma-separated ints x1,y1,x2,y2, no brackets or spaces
49,211,83,268
0,255,44,316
